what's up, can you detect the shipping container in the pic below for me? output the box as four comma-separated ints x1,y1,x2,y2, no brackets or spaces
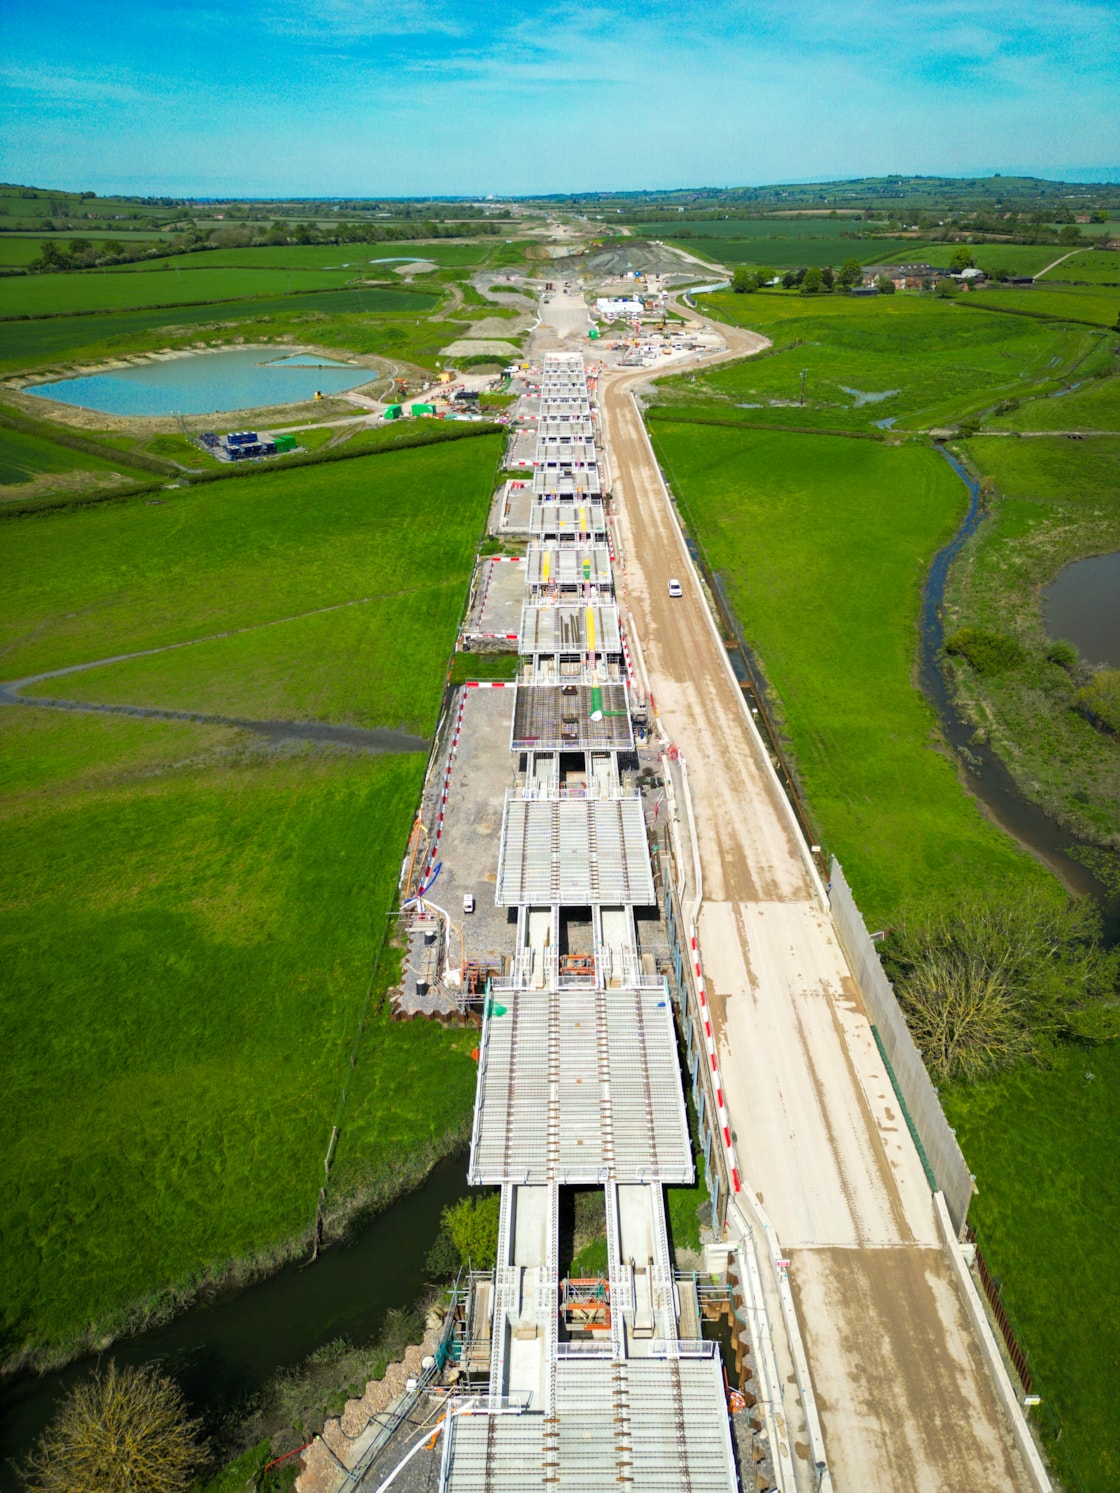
274,434,298,452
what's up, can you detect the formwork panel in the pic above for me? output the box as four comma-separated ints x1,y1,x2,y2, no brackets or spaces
519,605,621,656
526,544,613,591
469,988,690,1185
496,797,654,906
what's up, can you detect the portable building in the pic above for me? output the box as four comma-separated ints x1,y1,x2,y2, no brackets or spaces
383,404,403,421
411,403,436,416
274,434,298,452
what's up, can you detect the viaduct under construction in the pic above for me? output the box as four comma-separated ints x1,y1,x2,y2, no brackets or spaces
300,308,1052,1493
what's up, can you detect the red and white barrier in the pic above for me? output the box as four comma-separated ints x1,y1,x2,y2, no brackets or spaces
689,925,742,1194
421,691,469,883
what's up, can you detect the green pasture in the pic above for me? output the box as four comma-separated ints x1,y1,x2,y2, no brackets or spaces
0,286,440,374
945,1042,1120,1493
641,218,914,243
966,283,1120,328
0,720,477,1353
0,437,499,1358
986,371,1120,431
0,424,124,486
941,435,1120,848
134,241,499,273
1041,249,1120,285
1,436,502,680
0,265,362,318
923,244,1070,277
678,291,1113,430
665,234,921,267
647,420,1048,922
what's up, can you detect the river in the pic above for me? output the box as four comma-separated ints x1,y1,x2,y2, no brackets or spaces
0,1157,470,1491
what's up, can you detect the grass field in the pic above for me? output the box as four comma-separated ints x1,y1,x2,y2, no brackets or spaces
648,420,1049,921
944,1041,1120,1493
986,371,1120,431
942,436,1120,847
0,266,368,318
663,234,921,267
0,436,501,1364
678,291,1115,431
964,283,1120,327
1040,249,1120,285
0,424,125,485
0,286,442,375
136,241,506,272
923,244,1073,277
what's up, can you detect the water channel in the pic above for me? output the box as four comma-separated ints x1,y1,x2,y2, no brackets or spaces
919,451,1116,919
1042,550,1120,669
0,1157,470,1491
25,347,376,418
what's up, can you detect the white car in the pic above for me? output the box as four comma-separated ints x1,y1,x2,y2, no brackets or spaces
463,894,475,915
667,578,683,598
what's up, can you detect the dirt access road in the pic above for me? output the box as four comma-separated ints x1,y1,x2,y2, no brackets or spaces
592,315,1030,1490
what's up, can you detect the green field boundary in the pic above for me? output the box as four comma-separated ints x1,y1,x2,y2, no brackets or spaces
0,421,504,519
646,408,891,441
0,406,175,474
0,281,437,325
958,298,1119,331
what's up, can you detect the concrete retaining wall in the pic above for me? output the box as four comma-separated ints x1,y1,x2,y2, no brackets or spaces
828,858,974,1234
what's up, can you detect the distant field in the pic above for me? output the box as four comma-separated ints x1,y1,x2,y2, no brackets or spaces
647,420,1047,920
965,283,1120,327
0,424,125,485
133,240,501,273
679,291,1112,430
0,435,500,1361
1041,249,1120,285
640,218,911,240
0,265,363,318
0,285,439,372
663,233,922,268
923,244,1070,277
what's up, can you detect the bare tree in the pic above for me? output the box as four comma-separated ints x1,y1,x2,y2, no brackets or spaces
23,1361,204,1493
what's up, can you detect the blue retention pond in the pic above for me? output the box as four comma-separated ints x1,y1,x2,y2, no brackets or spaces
26,346,375,417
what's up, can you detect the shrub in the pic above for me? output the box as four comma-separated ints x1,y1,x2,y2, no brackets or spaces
23,1362,204,1493
1076,669,1120,734
883,892,1118,1083
441,1194,500,1270
945,627,1026,676
1045,638,1079,670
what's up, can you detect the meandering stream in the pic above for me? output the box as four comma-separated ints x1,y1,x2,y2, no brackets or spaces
0,1158,470,1491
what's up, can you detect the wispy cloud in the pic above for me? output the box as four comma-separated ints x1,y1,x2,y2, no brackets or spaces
0,62,148,105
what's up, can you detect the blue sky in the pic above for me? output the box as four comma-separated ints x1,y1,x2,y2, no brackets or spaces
2,0,1118,196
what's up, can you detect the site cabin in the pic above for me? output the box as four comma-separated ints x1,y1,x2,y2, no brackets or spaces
411,402,436,417
383,403,403,421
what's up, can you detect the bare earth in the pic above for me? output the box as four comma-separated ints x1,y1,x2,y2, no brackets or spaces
593,311,1029,1490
